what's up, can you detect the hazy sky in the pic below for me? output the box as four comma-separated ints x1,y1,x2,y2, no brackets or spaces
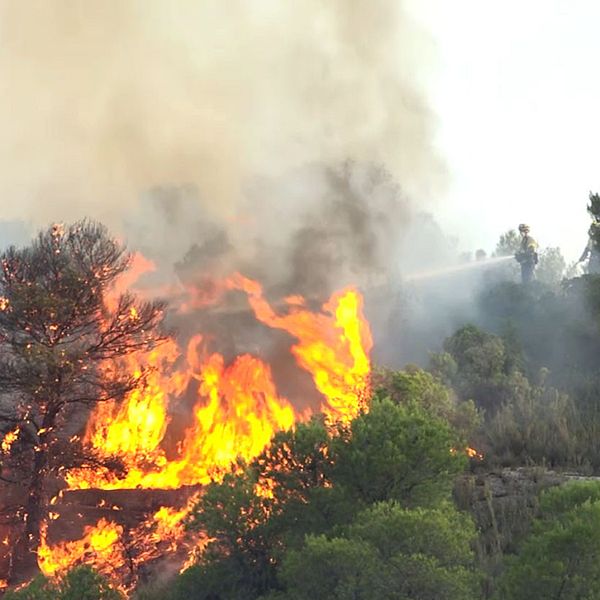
408,0,600,261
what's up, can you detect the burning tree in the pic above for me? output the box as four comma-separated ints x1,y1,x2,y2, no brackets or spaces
0,221,167,578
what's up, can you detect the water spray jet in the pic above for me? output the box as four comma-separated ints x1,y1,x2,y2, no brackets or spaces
403,255,512,283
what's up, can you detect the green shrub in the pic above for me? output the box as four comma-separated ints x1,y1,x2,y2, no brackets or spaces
5,567,123,600
495,496,600,599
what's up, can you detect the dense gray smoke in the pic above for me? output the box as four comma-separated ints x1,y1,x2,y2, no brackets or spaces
0,1,476,369
0,1,443,225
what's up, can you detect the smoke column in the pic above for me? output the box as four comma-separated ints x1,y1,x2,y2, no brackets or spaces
0,1,444,230
0,1,475,369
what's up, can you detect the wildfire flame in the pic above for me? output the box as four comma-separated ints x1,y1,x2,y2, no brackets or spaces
226,274,372,424
65,275,371,491
80,340,185,472
1,427,19,454
38,519,125,579
467,446,484,460
36,272,373,588
150,506,188,544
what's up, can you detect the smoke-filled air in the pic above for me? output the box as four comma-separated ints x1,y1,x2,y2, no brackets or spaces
0,0,442,228
2,2,600,599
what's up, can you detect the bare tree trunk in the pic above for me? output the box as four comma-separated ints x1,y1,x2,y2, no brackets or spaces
25,446,47,548
10,406,57,583
9,448,47,583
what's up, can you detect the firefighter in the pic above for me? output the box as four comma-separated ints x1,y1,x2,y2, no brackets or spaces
514,223,538,283
578,198,600,274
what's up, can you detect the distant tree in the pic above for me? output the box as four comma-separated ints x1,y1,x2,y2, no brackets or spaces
488,230,522,283
536,247,566,285
436,322,585,467
494,230,521,257
374,367,455,413
373,367,480,440
495,488,600,599
435,325,524,413
443,326,508,381
0,221,167,576
464,277,600,469
477,277,600,384
4,566,123,600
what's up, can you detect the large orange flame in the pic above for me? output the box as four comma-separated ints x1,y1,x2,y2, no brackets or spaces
226,274,372,423
40,272,372,588
66,275,371,491
38,519,125,579
85,340,185,462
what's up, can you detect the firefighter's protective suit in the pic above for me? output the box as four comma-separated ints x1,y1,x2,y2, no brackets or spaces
514,224,538,284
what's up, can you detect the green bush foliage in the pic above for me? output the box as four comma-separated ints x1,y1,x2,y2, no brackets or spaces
5,567,123,600
330,399,466,507
436,315,600,470
373,366,480,439
262,501,480,600
495,483,600,599
142,394,474,600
